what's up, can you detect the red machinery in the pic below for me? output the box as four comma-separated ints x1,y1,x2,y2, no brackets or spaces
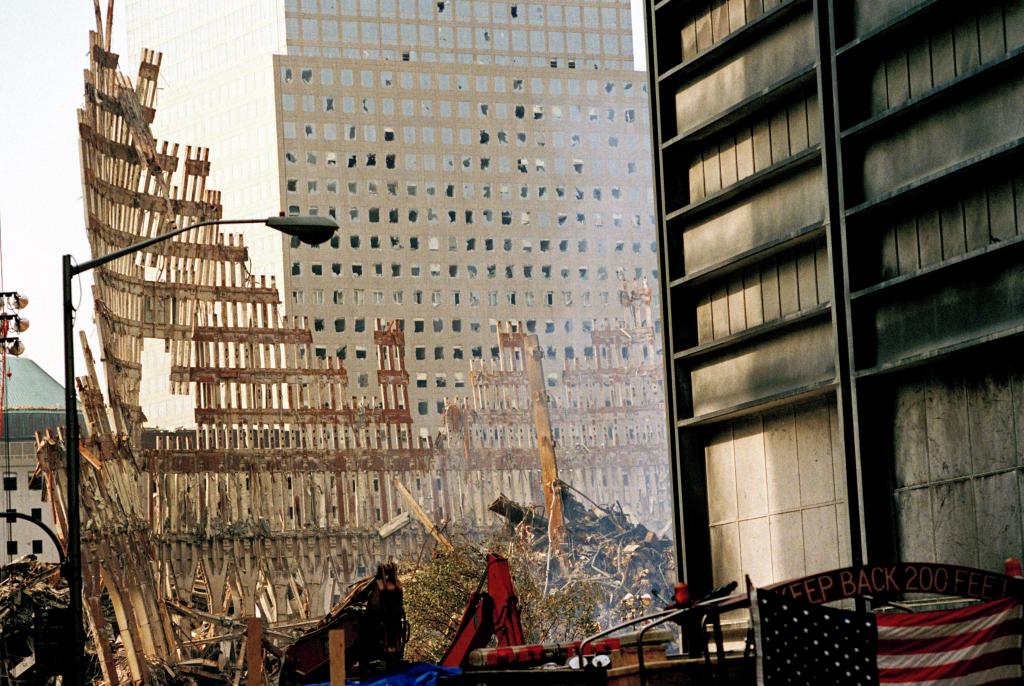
281,562,409,685
440,553,525,667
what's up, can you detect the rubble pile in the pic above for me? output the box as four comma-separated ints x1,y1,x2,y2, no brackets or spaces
489,481,674,625
0,557,77,685
162,599,291,686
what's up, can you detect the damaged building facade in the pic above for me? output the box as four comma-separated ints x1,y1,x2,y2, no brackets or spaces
23,9,671,681
644,0,1024,596
123,0,659,436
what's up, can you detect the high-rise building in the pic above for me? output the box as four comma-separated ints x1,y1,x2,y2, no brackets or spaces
645,0,1024,595
124,0,658,436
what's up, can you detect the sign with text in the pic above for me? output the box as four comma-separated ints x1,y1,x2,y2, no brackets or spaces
766,562,1024,605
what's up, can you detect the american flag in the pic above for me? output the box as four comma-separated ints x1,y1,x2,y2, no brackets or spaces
752,585,1022,685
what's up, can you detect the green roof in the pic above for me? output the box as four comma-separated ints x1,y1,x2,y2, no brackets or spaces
4,357,65,410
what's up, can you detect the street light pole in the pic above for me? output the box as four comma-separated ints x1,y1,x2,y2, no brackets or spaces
61,215,337,685
62,253,84,685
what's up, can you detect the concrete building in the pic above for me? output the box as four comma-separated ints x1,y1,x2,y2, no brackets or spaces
1,357,65,565
645,0,1024,595
124,0,658,437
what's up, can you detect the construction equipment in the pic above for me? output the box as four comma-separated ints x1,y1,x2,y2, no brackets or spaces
440,554,525,668
280,563,409,685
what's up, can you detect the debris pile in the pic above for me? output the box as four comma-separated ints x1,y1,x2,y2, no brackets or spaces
0,557,76,685
490,482,674,625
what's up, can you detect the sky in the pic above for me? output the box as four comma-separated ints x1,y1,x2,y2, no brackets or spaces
0,2,128,382
0,1,646,383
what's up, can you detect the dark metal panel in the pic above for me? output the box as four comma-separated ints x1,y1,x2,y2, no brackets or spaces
673,11,816,134
871,348,1024,567
855,255,1024,370
815,0,869,571
676,427,713,596
1009,1,1024,48
849,0,937,40
680,167,825,274
690,318,834,416
856,78,1024,202
645,0,701,589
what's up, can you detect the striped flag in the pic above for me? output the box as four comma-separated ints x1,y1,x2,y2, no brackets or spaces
753,585,1022,685
875,597,1022,685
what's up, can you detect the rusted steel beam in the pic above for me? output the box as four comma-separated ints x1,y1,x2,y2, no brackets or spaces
392,479,454,553
83,169,221,218
189,327,313,344
170,366,348,384
143,449,433,472
86,215,249,263
96,269,278,303
524,334,564,545
192,407,408,424
246,618,264,686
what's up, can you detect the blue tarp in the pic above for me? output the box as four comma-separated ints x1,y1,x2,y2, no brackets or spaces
309,663,462,686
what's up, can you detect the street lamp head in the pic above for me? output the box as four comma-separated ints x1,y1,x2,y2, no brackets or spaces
264,214,339,246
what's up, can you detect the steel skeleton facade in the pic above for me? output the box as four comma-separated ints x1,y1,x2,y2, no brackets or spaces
50,14,671,680
122,0,657,437
645,0,1024,595
446,278,671,534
